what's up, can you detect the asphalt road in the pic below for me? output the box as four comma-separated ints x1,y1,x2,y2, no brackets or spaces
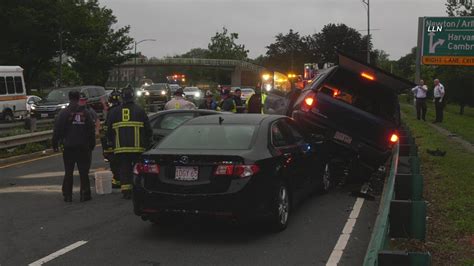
0,149,378,266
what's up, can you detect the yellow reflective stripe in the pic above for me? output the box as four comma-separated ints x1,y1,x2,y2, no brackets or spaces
112,178,121,185
134,127,139,147
175,102,180,109
114,147,145,153
112,121,144,129
121,184,132,191
115,128,120,148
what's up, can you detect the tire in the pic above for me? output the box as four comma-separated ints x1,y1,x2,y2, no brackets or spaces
319,162,333,193
267,181,290,232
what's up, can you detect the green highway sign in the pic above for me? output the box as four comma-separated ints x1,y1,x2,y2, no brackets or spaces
421,16,474,65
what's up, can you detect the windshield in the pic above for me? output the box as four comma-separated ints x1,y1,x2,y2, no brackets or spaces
242,89,254,93
184,87,199,92
158,124,257,150
148,84,168,90
46,89,77,102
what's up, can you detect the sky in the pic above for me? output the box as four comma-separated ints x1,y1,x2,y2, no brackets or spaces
100,0,447,61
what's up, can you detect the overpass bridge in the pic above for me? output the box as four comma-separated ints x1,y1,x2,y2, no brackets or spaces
120,58,266,86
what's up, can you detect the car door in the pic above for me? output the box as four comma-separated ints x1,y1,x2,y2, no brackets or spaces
270,120,307,201
284,118,319,194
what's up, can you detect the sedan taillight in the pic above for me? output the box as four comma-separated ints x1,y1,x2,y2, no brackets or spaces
301,92,316,112
133,163,160,175
214,164,260,178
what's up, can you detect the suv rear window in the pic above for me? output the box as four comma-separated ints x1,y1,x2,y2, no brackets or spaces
321,68,399,122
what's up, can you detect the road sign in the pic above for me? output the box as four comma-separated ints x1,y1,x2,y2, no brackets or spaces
421,17,474,66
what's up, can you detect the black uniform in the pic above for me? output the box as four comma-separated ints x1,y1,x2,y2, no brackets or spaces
102,103,121,188
52,102,95,201
106,101,152,197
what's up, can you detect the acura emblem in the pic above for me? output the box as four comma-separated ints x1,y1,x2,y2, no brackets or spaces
179,156,189,164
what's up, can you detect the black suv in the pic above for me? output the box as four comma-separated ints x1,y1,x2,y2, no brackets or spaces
31,86,106,119
266,53,413,175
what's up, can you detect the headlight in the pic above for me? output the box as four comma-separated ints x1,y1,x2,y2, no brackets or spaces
31,105,36,110
145,91,150,96
61,105,67,109
161,90,166,95
195,92,201,98
137,90,143,97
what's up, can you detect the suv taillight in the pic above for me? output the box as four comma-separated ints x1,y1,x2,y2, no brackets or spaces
133,163,160,175
214,164,260,178
301,92,316,112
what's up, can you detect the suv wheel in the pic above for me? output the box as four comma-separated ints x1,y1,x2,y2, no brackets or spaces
319,162,332,193
3,110,14,122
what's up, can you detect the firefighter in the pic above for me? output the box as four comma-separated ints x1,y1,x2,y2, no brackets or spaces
246,84,267,114
101,89,121,188
106,85,152,199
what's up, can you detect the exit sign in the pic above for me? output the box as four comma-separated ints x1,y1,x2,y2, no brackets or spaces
421,17,474,66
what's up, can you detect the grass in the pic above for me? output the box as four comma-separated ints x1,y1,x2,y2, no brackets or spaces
400,97,474,143
0,141,50,159
399,106,474,265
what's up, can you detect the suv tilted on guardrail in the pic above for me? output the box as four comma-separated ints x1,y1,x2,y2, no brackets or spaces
267,52,415,178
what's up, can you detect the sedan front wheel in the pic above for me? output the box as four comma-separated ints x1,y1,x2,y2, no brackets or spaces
268,182,290,232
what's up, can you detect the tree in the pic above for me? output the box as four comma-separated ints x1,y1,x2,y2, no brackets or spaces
0,0,133,90
309,23,369,64
176,48,209,59
446,0,473,16
65,0,133,85
265,29,310,73
207,27,249,60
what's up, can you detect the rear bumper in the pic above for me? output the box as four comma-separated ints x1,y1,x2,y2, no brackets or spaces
133,180,272,219
293,110,391,168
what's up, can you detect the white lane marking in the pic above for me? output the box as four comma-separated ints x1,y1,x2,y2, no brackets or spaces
28,240,88,266
326,197,365,266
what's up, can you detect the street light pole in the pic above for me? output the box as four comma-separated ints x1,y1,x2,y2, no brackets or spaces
362,0,371,64
133,39,156,88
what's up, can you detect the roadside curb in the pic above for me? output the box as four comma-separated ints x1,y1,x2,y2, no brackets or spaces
0,149,56,167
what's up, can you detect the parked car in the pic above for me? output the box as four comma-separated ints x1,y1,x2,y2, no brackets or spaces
31,86,106,119
26,95,42,113
148,109,222,143
133,114,331,232
0,66,28,121
270,52,413,177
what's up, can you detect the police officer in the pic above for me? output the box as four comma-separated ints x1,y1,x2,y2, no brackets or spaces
411,79,428,121
107,86,152,199
219,88,236,112
52,90,96,202
164,88,196,110
101,89,121,188
246,85,267,114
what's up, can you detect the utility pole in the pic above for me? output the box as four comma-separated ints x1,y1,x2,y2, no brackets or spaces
133,39,156,88
362,0,371,64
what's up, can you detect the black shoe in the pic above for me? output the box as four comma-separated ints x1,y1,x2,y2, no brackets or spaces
64,195,72,202
80,194,92,202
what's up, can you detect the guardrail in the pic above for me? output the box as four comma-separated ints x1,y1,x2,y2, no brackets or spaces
0,130,53,150
0,119,54,132
363,126,431,266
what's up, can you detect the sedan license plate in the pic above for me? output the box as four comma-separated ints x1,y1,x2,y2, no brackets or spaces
40,113,48,118
175,166,199,181
333,131,352,144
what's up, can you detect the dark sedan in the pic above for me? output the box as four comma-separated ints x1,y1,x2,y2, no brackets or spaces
133,114,333,232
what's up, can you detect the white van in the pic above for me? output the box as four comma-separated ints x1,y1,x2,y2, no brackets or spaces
0,66,27,121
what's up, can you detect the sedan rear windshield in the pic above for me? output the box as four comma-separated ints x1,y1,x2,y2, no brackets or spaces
158,125,257,150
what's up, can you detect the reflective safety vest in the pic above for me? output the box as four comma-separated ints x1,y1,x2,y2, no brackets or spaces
106,102,152,154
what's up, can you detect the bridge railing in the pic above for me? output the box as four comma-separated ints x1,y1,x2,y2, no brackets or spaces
122,58,265,72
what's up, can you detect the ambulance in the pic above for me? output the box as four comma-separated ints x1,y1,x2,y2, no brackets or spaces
0,66,27,121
